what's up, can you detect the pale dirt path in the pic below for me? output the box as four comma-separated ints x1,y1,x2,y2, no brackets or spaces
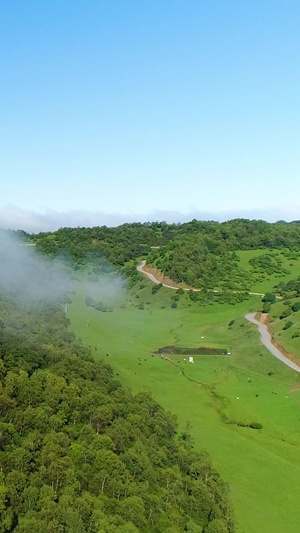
137,260,201,291
137,260,266,296
137,261,295,371
245,313,300,372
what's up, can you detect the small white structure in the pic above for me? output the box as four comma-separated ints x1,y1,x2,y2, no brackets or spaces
188,356,194,363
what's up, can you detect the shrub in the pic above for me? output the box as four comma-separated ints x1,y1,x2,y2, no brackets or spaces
152,283,162,294
283,321,293,330
262,292,276,304
204,518,228,533
171,301,178,309
280,308,291,320
262,302,271,313
249,422,263,430
292,302,300,312
228,319,235,327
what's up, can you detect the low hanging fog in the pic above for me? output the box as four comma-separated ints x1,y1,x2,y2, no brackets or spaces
0,230,125,308
0,230,71,304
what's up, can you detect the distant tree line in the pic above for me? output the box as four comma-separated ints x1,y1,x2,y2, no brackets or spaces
29,219,300,290
29,223,170,268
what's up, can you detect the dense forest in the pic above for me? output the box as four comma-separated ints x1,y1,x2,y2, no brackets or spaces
29,223,165,267
30,219,300,290
0,294,234,532
29,220,300,266
147,220,300,289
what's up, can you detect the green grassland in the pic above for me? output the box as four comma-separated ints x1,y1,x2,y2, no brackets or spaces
237,249,300,293
67,274,300,533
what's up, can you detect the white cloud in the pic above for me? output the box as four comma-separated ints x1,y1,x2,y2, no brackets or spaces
0,204,299,233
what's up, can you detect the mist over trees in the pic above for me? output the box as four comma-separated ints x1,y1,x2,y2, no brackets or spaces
0,230,70,305
3,218,300,531
0,228,235,532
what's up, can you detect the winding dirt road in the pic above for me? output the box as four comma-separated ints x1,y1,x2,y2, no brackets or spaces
245,313,300,372
137,261,295,370
136,260,201,291
137,260,265,296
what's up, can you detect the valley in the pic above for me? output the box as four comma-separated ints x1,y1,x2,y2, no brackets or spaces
3,219,300,532
67,268,300,533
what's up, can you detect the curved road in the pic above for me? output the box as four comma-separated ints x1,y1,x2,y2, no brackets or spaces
137,262,296,370
245,313,300,372
137,260,201,290
137,260,265,296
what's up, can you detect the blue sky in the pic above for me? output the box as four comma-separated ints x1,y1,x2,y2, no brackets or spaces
1,1,299,231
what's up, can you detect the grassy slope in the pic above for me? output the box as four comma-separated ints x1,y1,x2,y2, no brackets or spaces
237,249,300,293
237,248,300,355
268,300,300,357
68,277,300,533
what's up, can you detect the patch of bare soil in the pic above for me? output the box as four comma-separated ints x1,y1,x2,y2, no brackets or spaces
142,264,194,290
289,386,300,394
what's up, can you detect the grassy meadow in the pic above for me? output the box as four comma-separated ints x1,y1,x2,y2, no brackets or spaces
237,248,300,293
67,261,300,533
